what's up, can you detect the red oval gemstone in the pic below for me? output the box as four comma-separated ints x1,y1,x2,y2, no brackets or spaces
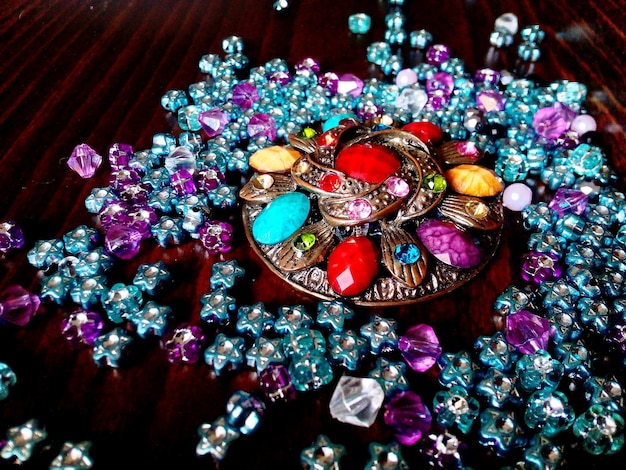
327,236,379,296
319,173,341,192
335,143,401,184
402,121,443,143
317,129,340,147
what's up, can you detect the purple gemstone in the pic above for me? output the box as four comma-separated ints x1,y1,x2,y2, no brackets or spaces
548,188,588,217
61,310,105,348
521,251,562,284
67,143,103,178
110,168,142,193
425,44,451,65
505,309,551,354
474,68,501,86
476,90,505,113
425,72,454,95
199,108,230,138
427,90,450,110
337,73,364,97
199,220,234,254
418,430,465,468
259,363,296,403
385,177,410,198
417,219,484,269
232,82,260,109
104,224,142,260
98,201,132,231
248,113,277,140
0,285,41,326
129,207,159,239
197,167,226,192
0,221,25,254
346,199,372,220
384,390,432,445
108,143,134,169
608,319,626,354
294,57,320,74
398,324,442,372
170,169,197,196
162,323,205,364
532,103,574,140
319,72,339,95
268,71,292,86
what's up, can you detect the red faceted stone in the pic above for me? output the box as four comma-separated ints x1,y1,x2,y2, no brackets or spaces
317,129,340,147
319,173,341,192
402,121,443,143
335,143,401,184
327,236,379,296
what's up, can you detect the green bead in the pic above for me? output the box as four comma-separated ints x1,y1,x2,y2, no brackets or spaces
423,173,447,192
292,232,316,251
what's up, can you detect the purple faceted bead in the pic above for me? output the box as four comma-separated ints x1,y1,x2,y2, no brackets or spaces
61,310,105,348
259,363,296,403
521,251,562,284
199,220,234,254
197,167,226,192
162,323,205,364
318,72,339,95
505,309,551,354
474,68,500,86
425,72,454,95
418,429,465,468
98,201,132,231
232,82,260,109
427,90,450,110
248,113,277,140
0,285,41,326
170,169,197,196
476,90,505,113
548,188,588,217
337,73,364,97
110,168,142,193
108,143,134,169
294,57,321,74
104,224,142,260
268,71,292,86
129,207,159,240
532,103,575,140
68,143,102,178
0,221,25,255
384,390,432,445
199,108,230,138
398,324,442,372
425,44,450,65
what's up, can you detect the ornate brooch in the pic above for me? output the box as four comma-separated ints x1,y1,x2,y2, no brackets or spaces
241,118,504,305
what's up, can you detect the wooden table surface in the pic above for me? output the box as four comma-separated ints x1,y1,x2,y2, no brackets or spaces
1,0,625,468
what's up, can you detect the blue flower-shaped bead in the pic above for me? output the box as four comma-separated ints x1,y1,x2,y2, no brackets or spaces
474,331,519,372
433,385,480,434
515,349,564,393
524,389,575,437
438,350,479,390
476,369,522,408
478,408,526,457
573,404,625,455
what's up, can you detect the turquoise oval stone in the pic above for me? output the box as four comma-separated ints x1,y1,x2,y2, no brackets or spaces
252,192,310,245
322,113,358,132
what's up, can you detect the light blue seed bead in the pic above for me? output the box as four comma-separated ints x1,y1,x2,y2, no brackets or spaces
440,58,465,77
178,105,202,132
161,90,188,112
568,144,605,177
348,13,371,34
366,42,392,66
489,30,514,48
410,29,433,49
152,133,177,157
520,25,545,44
178,132,203,153
385,28,407,46
198,53,222,75
518,43,542,62
222,35,244,54
188,81,211,103
225,52,249,70
380,54,403,76
85,187,116,214
553,80,587,110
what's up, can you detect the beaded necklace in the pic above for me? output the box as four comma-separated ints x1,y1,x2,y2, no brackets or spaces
0,3,624,469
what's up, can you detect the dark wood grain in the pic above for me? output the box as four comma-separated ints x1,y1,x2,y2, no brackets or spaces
0,0,625,468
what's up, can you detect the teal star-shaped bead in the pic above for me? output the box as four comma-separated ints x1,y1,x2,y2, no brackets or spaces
299,434,345,470
210,259,245,290
474,331,519,372
433,385,480,434
27,238,65,268
102,283,143,324
584,374,624,411
368,357,409,396
236,302,274,337
70,275,108,309
151,216,186,247
40,272,76,305
196,416,240,461
92,327,133,368
327,329,368,370
204,333,246,375
133,261,171,295
316,300,354,331
128,301,171,338
199,288,236,324
0,419,48,463
245,336,285,373
475,369,522,408
49,441,94,469
523,435,564,470
209,183,238,208
478,408,527,457
0,362,17,400
437,350,479,390
360,314,398,354
364,442,409,470
274,305,312,335
75,247,114,278
62,225,99,255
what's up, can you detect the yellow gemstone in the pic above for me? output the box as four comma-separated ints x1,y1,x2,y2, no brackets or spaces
252,174,275,189
249,146,301,172
445,164,503,197
465,200,489,219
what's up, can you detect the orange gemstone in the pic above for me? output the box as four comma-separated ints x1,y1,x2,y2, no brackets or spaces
335,143,401,184
327,236,379,296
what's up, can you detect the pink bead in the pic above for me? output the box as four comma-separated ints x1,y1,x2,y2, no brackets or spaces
346,199,372,220
570,114,597,136
395,68,418,88
502,183,532,211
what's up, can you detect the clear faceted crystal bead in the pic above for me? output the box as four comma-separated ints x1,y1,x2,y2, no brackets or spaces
329,376,385,427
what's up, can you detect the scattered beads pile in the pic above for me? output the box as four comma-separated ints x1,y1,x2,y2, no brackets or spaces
0,2,624,469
